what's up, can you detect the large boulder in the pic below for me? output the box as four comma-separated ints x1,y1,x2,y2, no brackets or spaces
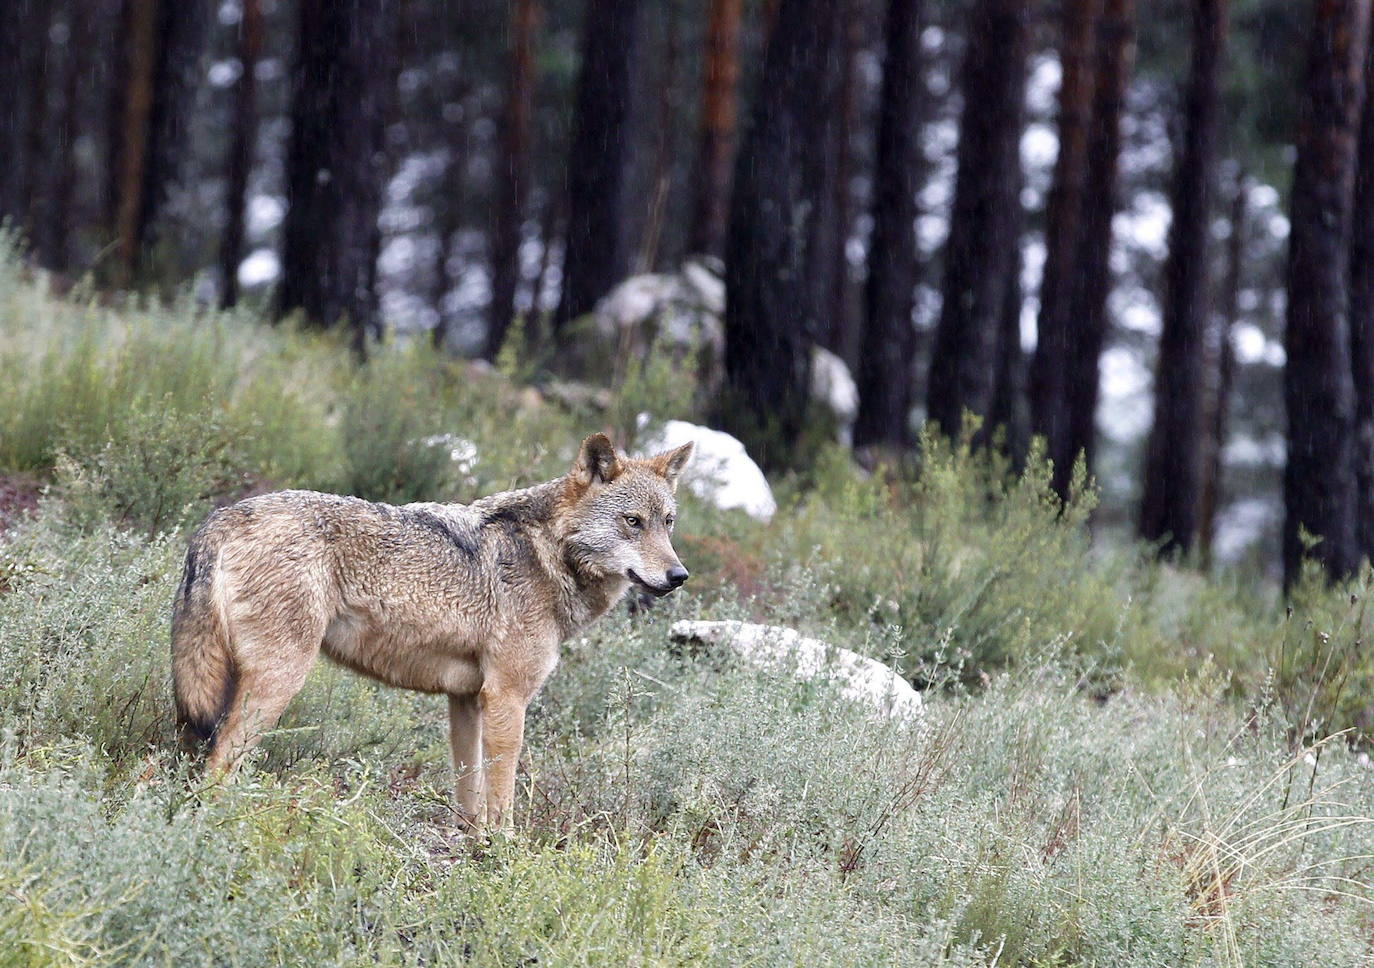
669,620,922,723
561,257,726,400
636,418,776,521
810,345,859,447
577,260,858,445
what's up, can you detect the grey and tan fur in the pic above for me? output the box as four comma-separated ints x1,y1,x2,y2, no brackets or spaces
171,433,693,830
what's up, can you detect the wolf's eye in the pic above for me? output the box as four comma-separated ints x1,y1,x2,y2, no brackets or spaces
624,514,643,529
665,514,675,528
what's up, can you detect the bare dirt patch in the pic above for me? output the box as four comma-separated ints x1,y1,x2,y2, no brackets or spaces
0,473,42,533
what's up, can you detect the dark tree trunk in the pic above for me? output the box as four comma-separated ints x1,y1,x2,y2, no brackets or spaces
43,0,86,272
111,0,157,285
1030,0,1101,483
20,2,53,247
633,2,684,274
925,0,1033,439
1139,0,1229,555
487,0,539,360
220,0,262,309
554,0,641,331
1348,30,1374,564
1059,0,1136,495
801,0,850,371
105,0,132,242
1198,177,1247,568
689,0,743,258
988,219,1028,461
824,0,866,363
108,0,205,286
278,0,395,354
719,0,842,470
1283,0,1370,585
854,0,926,450
0,1,25,225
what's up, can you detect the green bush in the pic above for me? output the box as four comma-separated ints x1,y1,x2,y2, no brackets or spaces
54,404,240,538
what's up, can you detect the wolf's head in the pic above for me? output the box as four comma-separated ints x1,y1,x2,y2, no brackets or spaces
559,433,694,596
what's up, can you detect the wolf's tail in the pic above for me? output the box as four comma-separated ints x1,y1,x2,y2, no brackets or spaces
170,531,235,748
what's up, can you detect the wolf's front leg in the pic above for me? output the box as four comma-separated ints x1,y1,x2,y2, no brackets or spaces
448,693,485,831
478,685,527,830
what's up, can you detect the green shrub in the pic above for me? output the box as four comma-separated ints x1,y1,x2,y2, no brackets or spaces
53,403,240,538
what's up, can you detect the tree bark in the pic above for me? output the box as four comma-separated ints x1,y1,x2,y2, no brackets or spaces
1198,178,1247,568
220,0,262,309
487,0,539,359
111,0,158,286
824,0,866,364
107,0,205,286
42,0,86,272
1139,0,1229,555
688,0,743,259
0,0,25,225
925,0,1033,439
277,0,395,354
1283,0,1370,585
554,0,641,331
1057,0,1136,495
854,0,926,450
20,2,54,248
719,0,842,469
1348,32,1374,564
1030,0,1101,483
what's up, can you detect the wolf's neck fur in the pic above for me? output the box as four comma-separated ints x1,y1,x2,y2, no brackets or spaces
464,475,628,634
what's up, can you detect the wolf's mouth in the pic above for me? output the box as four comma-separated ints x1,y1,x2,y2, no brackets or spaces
627,568,674,597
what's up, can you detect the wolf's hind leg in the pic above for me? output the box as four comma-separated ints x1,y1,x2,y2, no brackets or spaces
205,641,319,774
448,694,485,830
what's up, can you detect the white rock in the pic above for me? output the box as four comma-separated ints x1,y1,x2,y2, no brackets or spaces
637,418,777,522
669,620,922,723
810,346,859,447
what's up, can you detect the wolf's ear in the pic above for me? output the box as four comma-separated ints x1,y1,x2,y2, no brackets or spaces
574,433,623,486
651,441,694,491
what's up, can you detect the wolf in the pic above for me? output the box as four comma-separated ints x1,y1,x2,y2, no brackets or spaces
171,433,693,830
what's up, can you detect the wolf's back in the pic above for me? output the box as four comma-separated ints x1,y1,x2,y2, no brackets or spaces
171,525,235,746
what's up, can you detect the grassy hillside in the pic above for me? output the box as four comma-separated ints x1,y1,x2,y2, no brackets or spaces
2,248,1373,965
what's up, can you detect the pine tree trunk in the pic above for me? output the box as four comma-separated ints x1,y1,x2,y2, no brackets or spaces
107,0,205,286
988,217,1028,461
220,0,262,309
824,0,866,363
0,2,31,226
925,0,1033,439
688,0,743,258
1139,0,1228,554
1283,0,1370,585
1198,178,1247,568
1346,39,1374,565
554,0,641,331
278,0,395,354
1030,0,1101,483
1347,28,1374,564
43,0,85,273
798,0,850,368
487,0,539,359
1059,0,1136,495
719,0,842,469
111,0,158,286
854,0,925,450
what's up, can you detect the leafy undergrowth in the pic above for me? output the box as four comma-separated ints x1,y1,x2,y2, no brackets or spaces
3,248,1374,964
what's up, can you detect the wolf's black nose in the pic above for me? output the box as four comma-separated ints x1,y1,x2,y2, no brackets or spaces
666,566,689,587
